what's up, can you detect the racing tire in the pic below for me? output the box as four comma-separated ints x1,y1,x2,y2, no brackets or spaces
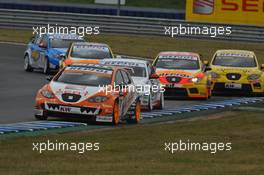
35,115,48,120
24,55,33,72
146,95,153,112
112,100,120,125
207,88,212,99
156,93,164,110
128,99,141,124
43,58,50,75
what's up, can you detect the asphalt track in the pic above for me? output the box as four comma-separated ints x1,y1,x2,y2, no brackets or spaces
0,42,234,124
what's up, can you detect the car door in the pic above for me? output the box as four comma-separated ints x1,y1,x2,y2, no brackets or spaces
37,35,49,68
30,35,47,68
121,70,136,111
114,70,128,117
29,35,41,68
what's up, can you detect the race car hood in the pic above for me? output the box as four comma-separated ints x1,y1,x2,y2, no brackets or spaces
49,81,103,103
211,66,262,75
156,68,200,78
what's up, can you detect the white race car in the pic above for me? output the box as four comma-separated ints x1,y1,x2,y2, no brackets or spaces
101,58,164,111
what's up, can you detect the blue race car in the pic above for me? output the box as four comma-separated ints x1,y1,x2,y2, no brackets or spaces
24,33,84,74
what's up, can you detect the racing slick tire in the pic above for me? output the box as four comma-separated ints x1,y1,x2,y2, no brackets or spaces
155,93,164,110
146,95,153,112
43,58,51,75
112,100,120,125
127,99,141,124
24,55,33,72
207,88,212,99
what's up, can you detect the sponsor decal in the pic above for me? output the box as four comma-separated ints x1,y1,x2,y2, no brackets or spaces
49,34,83,40
102,61,145,67
193,0,214,14
217,53,254,58
74,45,109,51
45,103,100,115
66,66,113,74
158,72,193,78
159,55,198,61
186,0,264,26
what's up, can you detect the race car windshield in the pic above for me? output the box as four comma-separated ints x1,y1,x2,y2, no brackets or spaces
71,46,112,59
126,67,146,77
155,58,200,70
213,56,257,67
55,72,112,86
50,39,82,48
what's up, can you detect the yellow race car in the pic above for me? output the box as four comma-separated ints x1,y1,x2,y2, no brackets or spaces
209,50,264,95
153,52,212,99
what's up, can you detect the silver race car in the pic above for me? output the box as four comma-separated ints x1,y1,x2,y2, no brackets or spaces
101,58,164,111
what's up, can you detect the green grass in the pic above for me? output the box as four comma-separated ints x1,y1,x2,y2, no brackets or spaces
1,28,264,63
1,109,264,174
41,0,185,9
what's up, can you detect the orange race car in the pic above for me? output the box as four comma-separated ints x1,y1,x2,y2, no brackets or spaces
35,63,141,125
153,52,212,99
60,42,114,68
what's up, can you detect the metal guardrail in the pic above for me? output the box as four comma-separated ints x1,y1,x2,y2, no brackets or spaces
0,9,263,43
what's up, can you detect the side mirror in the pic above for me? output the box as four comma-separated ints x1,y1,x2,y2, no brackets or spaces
150,73,159,79
46,76,53,81
59,54,66,60
39,42,47,48
150,66,156,75
203,60,209,66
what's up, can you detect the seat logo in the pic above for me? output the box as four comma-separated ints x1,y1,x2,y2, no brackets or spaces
193,0,214,14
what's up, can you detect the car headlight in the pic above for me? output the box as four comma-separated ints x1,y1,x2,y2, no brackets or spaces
41,90,54,98
88,96,108,103
248,74,261,80
190,77,203,83
210,72,220,79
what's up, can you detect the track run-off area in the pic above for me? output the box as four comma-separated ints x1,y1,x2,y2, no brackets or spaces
1,42,263,135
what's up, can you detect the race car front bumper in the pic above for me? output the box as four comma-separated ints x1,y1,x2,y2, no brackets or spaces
35,102,114,122
212,81,263,95
163,83,208,98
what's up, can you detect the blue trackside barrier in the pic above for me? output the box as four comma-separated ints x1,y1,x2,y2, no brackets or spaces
0,2,185,19
1,97,263,135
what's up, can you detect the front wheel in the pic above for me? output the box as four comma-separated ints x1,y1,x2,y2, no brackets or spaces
128,99,141,124
156,93,164,110
146,95,153,111
24,55,33,72
43,58,50,75
207,88,212,99
112,100,120,125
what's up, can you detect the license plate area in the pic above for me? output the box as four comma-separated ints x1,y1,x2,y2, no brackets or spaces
225,83,242,89
166,84,183,88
